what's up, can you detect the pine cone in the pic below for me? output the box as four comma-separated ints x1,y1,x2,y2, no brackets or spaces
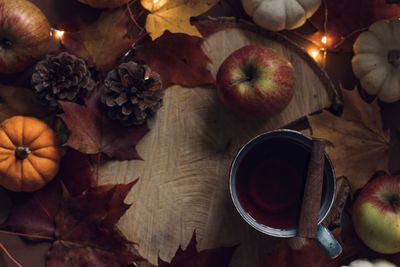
32,52,96,111
101,61,164,126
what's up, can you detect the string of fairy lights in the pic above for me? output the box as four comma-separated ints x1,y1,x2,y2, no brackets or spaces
47,0,366,70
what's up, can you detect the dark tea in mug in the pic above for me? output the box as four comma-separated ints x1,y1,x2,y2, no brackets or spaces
235,137,325,229
230,130,342,258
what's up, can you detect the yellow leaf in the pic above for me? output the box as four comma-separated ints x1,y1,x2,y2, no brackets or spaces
63,8,134,71
141,0,219,40
308,88,390,191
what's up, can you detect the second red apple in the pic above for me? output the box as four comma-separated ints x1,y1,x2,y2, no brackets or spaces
216,45,296,118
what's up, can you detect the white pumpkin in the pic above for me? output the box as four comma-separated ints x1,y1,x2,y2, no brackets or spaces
241,0,322,31
341,259,396,267
352,20,400,103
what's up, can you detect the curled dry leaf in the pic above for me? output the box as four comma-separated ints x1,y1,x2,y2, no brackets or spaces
159,232,237,267
308,88,390,192
134,32,214,87
140,0,219,40
59,89,150,160
63,7,136,72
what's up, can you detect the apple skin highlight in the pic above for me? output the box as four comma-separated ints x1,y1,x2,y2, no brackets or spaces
352,175,400,254
216,45,295,118
0,0,51,74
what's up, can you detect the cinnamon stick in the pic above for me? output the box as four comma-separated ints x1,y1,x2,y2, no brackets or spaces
297,139,325,238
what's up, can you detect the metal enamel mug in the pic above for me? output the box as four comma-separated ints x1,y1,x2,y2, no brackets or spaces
229,129,342,258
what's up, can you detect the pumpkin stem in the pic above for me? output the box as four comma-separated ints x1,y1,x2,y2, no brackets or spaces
388,50,400,67
15,147,31,160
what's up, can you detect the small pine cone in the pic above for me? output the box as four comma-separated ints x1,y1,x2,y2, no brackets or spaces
101,61,164,126
32,52,96,111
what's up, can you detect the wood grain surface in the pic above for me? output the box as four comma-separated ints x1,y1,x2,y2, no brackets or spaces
99,22,334,267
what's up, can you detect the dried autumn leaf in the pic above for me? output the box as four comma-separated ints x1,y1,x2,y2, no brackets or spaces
1,180,61,239
308,88,390,191
57,149,93,196
140,0,219,40
63,7,135,71
47,183,146,267
88,179,138,226
59,89,149,160
159,232,237,267
134,32,214,87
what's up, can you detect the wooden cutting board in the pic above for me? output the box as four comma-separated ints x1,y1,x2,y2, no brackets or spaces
99,19,337,267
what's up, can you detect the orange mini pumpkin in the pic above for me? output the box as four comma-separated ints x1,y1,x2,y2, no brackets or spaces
0,116,61,192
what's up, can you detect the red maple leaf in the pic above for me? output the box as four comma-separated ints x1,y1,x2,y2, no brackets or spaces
59,88,150,161
47,182,145,267
57,149,93,196
1,180,62,240
0,151,149,267
134,32,215,88
159,232,237,267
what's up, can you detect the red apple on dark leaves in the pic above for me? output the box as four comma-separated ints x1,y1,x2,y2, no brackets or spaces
0,0,50,74
352,175,400,254
216,45,295,118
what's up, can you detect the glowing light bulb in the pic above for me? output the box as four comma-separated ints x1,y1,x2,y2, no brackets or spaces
321,35,328,45
53,29,65,40
310,49,320,59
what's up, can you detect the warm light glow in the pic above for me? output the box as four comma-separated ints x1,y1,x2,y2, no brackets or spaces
153,0,159,3
321,35,328,45
54,30,65,39
310,49,320,59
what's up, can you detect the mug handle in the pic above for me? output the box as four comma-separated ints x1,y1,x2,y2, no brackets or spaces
316,224,343,259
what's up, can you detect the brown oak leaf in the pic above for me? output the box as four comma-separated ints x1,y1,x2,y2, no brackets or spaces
159,232,237,267
1,180,62,239
134,32,214,88
308,88,390,192
59,88,150,160
63,7,136,72
47,182,146,267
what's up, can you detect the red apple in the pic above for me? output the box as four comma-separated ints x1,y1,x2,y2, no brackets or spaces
352,175,400,254
0,0,50,74
216,45,295,117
